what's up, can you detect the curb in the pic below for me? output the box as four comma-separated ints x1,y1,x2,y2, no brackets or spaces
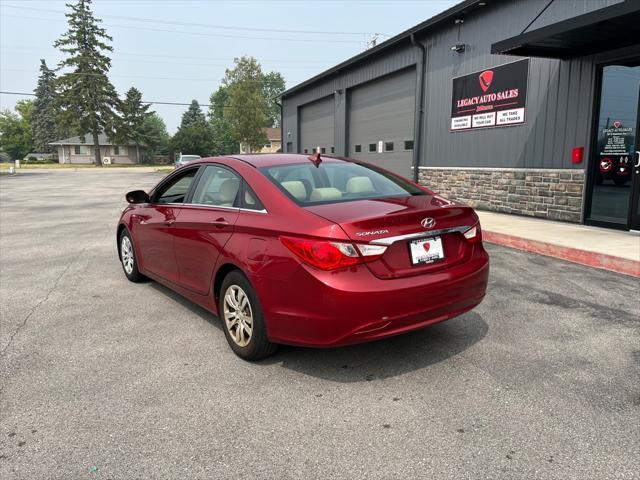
483,230,640,278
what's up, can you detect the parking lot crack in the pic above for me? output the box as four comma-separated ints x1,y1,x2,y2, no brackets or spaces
0,247,87,358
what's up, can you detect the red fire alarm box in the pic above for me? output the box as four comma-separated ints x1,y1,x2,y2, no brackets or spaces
572,146,584,164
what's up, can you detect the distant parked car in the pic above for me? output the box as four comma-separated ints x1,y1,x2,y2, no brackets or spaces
174,154,201,169
117,154,489,360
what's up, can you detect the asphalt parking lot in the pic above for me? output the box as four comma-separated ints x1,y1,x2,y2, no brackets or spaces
1,168,638,479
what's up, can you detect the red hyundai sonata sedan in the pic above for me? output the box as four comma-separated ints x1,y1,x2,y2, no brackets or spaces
117,154,489,359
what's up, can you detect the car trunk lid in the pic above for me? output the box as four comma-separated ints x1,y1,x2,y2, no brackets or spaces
305,194,478,279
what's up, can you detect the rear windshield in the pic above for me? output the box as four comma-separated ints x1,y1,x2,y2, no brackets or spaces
260,161,425,205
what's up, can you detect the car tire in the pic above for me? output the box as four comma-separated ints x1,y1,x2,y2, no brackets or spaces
219,270,277,360
119,228,146,283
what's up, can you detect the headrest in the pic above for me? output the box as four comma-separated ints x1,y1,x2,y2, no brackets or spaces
346,176,375,194
244,189,257,206
281,181,307,200
309,187,342,202
219,178,239,204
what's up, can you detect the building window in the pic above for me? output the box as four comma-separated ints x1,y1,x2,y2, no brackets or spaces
368,143,376,153
286,142,292,153
304,149,308,154
330,146,335,154
385,142,394,152
73,145,90,155
404,140,414,151
354,145,362,153
320,147,326,154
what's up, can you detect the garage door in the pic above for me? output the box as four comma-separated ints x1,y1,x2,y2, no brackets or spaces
299,96,334,155
348,68,416,177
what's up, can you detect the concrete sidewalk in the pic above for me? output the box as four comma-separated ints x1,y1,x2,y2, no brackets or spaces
478,211,640,277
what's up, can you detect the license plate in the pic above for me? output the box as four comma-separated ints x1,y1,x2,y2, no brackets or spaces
409,236,445,265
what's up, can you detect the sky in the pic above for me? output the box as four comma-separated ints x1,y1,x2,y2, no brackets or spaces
0,0,457,133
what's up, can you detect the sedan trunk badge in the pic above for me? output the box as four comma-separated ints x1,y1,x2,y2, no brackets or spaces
421,217,436,228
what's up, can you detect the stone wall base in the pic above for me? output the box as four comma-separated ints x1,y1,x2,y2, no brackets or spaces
418,167,585,223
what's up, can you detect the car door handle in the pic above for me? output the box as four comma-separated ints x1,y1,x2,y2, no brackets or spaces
211,218,229,228
165,219,175,226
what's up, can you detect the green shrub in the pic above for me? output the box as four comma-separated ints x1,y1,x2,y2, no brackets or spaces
21,158,58,164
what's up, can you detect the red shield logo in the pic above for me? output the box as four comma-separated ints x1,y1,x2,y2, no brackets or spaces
423,242,431,253
613,121,621,128
479,70,494,92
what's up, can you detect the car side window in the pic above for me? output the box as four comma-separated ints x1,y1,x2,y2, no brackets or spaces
155,169,198,204
191,165,241,207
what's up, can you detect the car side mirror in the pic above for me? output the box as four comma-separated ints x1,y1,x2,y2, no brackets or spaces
126,190,150,204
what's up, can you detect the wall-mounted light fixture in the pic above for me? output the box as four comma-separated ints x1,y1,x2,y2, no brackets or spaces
452,18,465,53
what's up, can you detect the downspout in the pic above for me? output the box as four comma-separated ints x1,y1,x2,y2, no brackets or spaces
410,33,427,184
275,98,284,150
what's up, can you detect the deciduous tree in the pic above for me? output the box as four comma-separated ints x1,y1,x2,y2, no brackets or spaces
262,71,286,128
0,100,34,160
142,113,170,156
208,86,237,155
223,57,268,152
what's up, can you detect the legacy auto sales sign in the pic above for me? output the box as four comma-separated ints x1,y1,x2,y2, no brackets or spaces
451,59,529,131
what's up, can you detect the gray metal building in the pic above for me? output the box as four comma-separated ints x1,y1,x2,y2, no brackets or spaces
280,0,640,231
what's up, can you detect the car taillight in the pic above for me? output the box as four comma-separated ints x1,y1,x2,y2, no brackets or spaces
463,224,482,243
280,236,387,271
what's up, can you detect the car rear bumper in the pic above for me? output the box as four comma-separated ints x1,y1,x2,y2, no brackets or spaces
255,245,489,347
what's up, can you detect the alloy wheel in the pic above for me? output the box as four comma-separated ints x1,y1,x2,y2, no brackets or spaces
223,285,253,347
121,236,134,275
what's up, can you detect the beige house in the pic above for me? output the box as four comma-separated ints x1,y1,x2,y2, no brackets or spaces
239,128,281,154
50,133,145,165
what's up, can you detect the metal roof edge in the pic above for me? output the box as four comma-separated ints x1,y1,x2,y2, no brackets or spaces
490,1,640,56
280,0,486,98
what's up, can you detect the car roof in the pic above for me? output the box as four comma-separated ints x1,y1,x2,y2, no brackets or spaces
210,153,348,168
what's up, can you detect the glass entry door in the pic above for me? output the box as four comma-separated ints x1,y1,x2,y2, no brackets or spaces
586,62,640,230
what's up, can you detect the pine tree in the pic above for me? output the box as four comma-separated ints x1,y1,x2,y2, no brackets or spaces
54,0,120,166
180,100,208,129
31,60,58,153
170,100,213,157
118,87,150,162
